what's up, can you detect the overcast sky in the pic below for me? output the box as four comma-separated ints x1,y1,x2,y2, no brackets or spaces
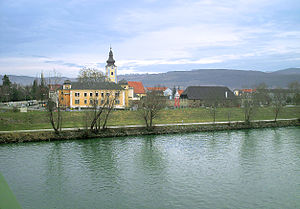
1,0,300,77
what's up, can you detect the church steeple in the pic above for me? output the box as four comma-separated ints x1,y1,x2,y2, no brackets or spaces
106,47,115,66
105,47,117,83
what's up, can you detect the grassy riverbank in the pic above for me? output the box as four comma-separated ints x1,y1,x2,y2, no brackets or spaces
0,119,299,144
0,106,299,131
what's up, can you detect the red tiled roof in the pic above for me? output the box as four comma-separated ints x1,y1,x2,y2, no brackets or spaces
146,87,168,91
128,81,146,94
241,89,256,93
178,89,184,95
48,84,61,91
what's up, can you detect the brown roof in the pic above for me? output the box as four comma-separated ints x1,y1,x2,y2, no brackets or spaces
241,89,256,93
178,89,184,95
146,87,168,91
128,81,146,94
48,84,61,91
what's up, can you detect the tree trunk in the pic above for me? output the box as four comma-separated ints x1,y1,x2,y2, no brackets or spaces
49,111,59,134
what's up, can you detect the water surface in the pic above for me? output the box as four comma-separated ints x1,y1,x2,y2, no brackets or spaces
0,127,299,209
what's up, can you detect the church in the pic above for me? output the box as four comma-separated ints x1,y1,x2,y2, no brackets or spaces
58,48,131,109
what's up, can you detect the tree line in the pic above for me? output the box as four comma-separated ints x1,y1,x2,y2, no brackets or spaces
0,74,48,102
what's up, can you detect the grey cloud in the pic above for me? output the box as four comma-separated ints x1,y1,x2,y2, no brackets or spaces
44,60,83,68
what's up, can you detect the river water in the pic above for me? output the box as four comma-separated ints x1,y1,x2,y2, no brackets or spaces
0,127,299,209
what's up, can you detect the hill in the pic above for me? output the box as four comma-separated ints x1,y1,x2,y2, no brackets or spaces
119,68,300,89
1,68,300,89
271,68,300,75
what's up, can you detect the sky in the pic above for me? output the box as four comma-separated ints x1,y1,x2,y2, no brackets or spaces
0,0,300,77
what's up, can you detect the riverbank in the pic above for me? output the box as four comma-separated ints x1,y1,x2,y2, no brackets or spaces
0,119,299,144
1,106,299,131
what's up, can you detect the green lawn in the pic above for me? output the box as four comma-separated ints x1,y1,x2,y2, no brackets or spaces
0,106,299,131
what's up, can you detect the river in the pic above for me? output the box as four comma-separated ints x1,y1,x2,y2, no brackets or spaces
0,127,299,209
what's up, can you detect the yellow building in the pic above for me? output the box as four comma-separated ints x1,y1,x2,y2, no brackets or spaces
58,80,129,109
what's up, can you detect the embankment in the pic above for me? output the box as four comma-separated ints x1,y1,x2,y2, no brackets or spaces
0,119,299,144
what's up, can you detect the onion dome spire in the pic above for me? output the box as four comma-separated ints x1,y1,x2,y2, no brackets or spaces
106,47,115,66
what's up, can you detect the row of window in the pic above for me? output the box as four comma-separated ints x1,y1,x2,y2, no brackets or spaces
74,92,120,97
74,99,120,105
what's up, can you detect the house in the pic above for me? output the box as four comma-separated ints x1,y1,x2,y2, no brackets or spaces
128,81,146,99
58,80,129,109
234,88,256,96
146,87,173,99
180,86,236,107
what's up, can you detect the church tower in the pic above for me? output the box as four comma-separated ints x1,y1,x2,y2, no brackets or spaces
105,47,117,83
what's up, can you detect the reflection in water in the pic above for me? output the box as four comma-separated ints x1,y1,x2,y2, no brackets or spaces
139,135,166,172
272,128,282,151
239,129,259,161
78,139,120,189
45,142,67,199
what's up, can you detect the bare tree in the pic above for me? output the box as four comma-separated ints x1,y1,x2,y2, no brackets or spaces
288,81,300,104
241,93,256,124
254,83,270,106
208,101,218,124
47,70,63,134
89,92,116,132
139,91,166,128
101,95,116,130
47,99,62,134
272,89,287,121
77,67,106,83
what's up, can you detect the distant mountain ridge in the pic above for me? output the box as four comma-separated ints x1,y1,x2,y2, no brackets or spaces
270,68,300,75
118,68,300,89
0,75,76,86
1,68,300,89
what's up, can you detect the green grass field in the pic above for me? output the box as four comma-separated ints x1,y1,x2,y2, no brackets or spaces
0,106,299,131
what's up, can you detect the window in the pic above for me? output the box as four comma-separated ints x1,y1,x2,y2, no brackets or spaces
115,92,120,98
90,99,93,104
75,92,80,97
75,99,80,104
101,100,104,105
84,100,87,104
101,92,104,97
95,92,99,97
106,93,110,97
90,92,93,97
115,100,120,104
111,71,114,76
84,92,87,97
95,100,98,105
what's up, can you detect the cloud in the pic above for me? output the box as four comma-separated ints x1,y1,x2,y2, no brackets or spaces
44,60,84,68
1,0,300,76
